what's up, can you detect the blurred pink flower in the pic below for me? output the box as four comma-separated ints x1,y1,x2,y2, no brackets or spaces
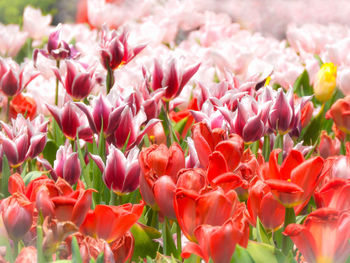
23,6,52,40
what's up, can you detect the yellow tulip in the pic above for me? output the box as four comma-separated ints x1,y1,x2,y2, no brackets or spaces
313,62,337,102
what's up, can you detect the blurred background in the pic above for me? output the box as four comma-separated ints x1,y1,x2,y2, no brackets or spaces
1,0,350,39
0,0,77,25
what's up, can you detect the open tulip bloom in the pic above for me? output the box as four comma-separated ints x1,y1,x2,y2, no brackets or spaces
4,2,350,262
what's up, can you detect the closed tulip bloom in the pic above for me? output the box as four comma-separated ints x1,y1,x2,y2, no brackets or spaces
1,193,33,240
139,143,185,218
326,96,350,134
90,145,140,194
54,60,95,101
314,62,337,102
263,149,324,212
284,208,350,263
182,218,248,263
247,180,285,231
318,131,340,158
174,188,243,241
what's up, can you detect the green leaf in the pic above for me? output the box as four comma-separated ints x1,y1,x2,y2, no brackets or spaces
95,253,104,263
1,155,10,198
43,140,59,166
23,171,47,186
293,70,313,97
71,236,83,263
256,218,273,245
173,116,189,136
131,222,161,260
301,104,325,145
37,226,45,263
246,241,285,263
162,217,180,258
230,245,254,263
0,235,13,262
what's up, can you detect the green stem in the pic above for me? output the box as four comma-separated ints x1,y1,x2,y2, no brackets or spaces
274,133,284,165
262,135,270,161
13,240,19,259
37,226,45,263
6,96,12,122
55,60,60,106
282,207,296,255
251,140,260,157
106,66,114,94
176,222,182,253
162,217,169,256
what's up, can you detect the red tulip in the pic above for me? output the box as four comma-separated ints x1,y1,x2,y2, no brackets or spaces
326,96,350,134
319,131,340,159
0,193,33,240
176,168,207,193
284,208,350,263
263,149,324,211
51,188,96,227
315,178,350,211
9,93,37,120
182,218,248,263
80,201,144,243
174,188,244,241
247,180,285,231
206,134,244,185
15,246,37,263
109,231,134,263
191,122,226,168
139,143,185,218
8,173,25,195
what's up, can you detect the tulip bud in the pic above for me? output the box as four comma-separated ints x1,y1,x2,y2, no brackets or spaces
1,193,33,240
314,62,337,102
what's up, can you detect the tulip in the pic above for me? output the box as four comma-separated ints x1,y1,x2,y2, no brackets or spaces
326,96,350,134
182,218,248,263
109,231,134,263
33,24,78,62
71,234,115,263
90,145,140,194
9,93,37,120
22,6,51,40
15,246,37,263
191,122,226,168
176,168,207,192
263,149,324,212
247,180,285,231
314,178,350,211
174,188,243,241
39,142,81,185
284,208,350,263
51,188,96,227
0,60,38,97
0,193,33,240
8,173,25,195
139,143,185,218
313,62,337,102
80,201,144,243
206,134,245,185
47,102,93,141
53,60,95,101
268,89,297,134
319,131,340,158
152,59,200,100
100,29,145,71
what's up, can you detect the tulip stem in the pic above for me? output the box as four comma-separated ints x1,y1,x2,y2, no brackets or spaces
274,133,284,164
176,222,182,253
106,66,114,94
282,207,296,255
55,60,60,106
13,240,19,259
263,135,270,161
6,96,12,122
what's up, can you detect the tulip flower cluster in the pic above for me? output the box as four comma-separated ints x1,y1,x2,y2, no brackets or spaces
2,1,350,262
